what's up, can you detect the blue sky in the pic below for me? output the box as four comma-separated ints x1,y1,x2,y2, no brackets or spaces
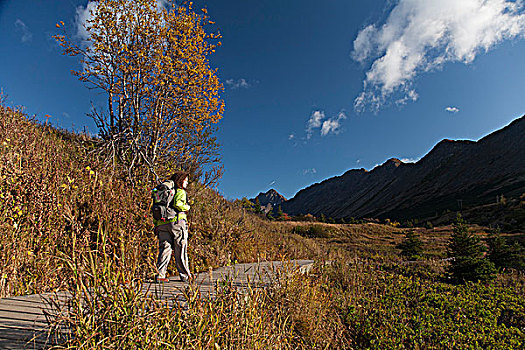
1,0,525,200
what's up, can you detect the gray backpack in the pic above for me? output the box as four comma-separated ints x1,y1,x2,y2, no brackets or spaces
151,180,178,221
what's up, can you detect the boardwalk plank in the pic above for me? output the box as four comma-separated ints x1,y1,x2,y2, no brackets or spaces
0,326,60,350
0,311,48,325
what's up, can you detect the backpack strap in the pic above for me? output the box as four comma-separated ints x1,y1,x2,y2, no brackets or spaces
163,180,181,213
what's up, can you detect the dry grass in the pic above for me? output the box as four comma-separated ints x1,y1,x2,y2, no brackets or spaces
0,104,315,298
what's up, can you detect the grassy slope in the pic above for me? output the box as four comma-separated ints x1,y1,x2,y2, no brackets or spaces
0,104,323,297
1,104,524,349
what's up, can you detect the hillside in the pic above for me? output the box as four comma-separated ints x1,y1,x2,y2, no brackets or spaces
283,116,525,227
0,104,314,297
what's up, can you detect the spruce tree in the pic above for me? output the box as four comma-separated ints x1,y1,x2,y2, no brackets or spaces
446,215,496,283
396,230,424,260
254,198,262,214
487,229,525,272
276,205,284,221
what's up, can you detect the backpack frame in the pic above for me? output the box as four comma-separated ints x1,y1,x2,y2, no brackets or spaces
151,180,178,221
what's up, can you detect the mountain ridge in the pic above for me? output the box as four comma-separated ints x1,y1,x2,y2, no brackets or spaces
282,115,525,222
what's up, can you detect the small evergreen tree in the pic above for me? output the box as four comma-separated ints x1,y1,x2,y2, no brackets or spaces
319,213,327,223
487,229,525,272
254,198,262,214
396,230,424,260
276,205,284,221
446,215,496,283
424,221,433,229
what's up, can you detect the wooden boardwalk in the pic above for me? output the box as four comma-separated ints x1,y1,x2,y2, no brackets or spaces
0,260,314,349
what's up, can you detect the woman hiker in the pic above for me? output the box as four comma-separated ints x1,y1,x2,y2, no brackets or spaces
154,171,192,283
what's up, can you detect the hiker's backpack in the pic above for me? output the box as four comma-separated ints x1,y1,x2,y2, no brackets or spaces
151,180,177,221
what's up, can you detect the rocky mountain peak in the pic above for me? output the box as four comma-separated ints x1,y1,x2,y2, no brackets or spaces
250,189,287,208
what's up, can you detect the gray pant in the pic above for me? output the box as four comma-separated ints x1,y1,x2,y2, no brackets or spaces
156,220,191,280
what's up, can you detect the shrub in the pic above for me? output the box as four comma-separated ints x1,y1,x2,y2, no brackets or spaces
292,225,332,239
424,221,434,229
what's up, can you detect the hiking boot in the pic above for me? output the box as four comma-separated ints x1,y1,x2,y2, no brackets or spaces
179,274,190,283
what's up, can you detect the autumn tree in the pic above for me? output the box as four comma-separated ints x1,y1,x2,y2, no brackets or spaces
55,0,224,182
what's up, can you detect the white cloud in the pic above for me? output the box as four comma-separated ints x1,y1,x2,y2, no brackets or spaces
445,106,460,113
302,168,317,175
306,110,325,139
156,0,170,9
352,0,525,111
75,0,168,40
321,111,347,136
75,1,98,40
395,89,419,106
225,78,250,89
14,19,32,43
306,110,347,138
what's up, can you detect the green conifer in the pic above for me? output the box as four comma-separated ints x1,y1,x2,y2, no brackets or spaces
396,230,423,259
487,228,525,272
446,214,496,283
276,205,284,221
254,197,262,214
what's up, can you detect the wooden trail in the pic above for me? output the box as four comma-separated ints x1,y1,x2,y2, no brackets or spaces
0,260,314,349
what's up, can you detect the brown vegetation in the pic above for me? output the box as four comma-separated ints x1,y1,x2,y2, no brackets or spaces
0,104,318,298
